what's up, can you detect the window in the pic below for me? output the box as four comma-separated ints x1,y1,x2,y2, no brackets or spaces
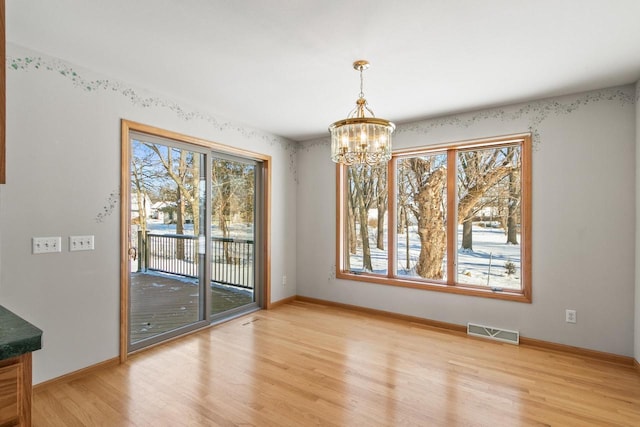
336,134,531,302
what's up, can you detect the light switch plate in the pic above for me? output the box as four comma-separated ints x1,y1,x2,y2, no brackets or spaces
565,309,577,323
33,237,62,254
69,235,95,251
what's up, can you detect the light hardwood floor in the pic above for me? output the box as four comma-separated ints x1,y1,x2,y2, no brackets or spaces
33,301,640,426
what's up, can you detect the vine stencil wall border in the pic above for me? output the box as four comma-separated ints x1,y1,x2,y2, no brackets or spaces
397,86,634,149
7,54,298,179
301,85,635,153
7,53,299,215
6,53,636,194
96,189,119,223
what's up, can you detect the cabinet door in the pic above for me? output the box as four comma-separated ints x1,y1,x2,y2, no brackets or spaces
0,362,21,426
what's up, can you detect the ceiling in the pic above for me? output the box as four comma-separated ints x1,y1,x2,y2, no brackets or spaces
7,0,640,142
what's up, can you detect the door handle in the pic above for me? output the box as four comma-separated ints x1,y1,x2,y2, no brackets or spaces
128,247,137,261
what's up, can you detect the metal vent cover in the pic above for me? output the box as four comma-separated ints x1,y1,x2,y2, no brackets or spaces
467,323,520,345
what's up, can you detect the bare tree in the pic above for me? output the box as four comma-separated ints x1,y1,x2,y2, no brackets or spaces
457,148,516,250
344,181,357,271
131,157,151,236
415,167,447,278
131,143,176,268
211,159,255,263
146,145,201,260
396,165,412,270
505,147,521,244
349,166,373,271
402,156,447,279
373,165,387,250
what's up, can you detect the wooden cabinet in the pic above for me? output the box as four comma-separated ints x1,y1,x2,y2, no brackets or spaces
0,305,41,427
0,362,21,425
0,354,32,427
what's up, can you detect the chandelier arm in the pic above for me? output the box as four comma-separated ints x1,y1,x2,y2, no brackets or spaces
364,104,376,118
347,105,359,118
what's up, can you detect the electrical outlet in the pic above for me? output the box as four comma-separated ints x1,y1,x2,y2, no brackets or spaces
70,235,95,251
32,237,62,254
565,309,577,324
282,275,287,287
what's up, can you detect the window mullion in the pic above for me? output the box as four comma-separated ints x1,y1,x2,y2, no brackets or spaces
388,157,396,278
335,164,346,274
446,149,457,285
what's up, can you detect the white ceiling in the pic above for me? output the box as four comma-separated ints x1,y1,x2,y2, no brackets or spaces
7,0,640,142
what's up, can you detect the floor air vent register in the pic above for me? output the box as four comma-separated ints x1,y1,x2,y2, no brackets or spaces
467,323,520,345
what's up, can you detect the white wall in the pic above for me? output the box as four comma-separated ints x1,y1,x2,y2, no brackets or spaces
297,85,636,356
1,43,635,384
0,44,297,384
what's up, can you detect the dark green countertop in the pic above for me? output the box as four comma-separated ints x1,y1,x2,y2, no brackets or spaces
0,305,43,360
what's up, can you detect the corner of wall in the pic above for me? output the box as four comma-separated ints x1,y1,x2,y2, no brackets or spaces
635,80,640,364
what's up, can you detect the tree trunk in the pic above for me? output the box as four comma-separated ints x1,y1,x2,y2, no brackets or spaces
415,168,447,279
376,200,385,250
375,166,386,250
134,188,147,272
135,189,147,235
461,218,473,250
506,170,519,244
351,169,373,271
347,178,357,255
358,203,373,271
348,209,357,255
343,182,354,270
397,205,406,232
176,187,185,260
404,207,411,270
190,155,200,237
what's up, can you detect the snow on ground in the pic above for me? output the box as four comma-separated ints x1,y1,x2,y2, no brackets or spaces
350,224,521,290
143,220,254,240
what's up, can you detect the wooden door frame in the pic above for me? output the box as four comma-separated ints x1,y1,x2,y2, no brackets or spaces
119,119,271,362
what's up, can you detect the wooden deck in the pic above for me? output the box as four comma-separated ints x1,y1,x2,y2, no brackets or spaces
130,272,253,342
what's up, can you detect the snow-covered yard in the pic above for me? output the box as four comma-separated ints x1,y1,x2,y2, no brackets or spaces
349,223,521,290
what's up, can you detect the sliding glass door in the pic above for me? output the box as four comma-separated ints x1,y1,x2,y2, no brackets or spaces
125,127,263,352
210,155,261,320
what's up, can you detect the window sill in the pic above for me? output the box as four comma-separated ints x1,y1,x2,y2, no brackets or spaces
335,271,532,303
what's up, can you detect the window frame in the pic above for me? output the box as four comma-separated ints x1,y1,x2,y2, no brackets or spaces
335,133,532,303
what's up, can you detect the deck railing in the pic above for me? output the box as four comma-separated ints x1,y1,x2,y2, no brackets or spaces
136,231,254,289
211,237,254,289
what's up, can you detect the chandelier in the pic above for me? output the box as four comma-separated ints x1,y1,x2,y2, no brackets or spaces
329,60,395,166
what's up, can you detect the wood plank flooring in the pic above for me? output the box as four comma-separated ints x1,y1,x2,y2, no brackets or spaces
33,301,640,426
